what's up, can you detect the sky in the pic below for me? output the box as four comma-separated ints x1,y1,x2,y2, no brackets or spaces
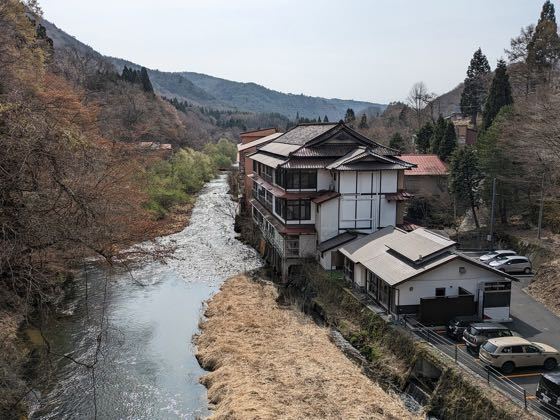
39,0,549,104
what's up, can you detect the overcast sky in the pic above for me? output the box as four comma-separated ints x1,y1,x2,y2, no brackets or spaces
39,0,548,104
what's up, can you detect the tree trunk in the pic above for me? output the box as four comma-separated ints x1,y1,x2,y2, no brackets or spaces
471,203,480,229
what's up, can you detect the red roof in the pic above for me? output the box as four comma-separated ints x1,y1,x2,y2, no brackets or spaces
400,154,448,176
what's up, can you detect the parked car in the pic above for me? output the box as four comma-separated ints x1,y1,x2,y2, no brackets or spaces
479,250,517,264
479,337,560,374
536,372,560,412
447,315,481,340
463,323,514,352
489,256,532,274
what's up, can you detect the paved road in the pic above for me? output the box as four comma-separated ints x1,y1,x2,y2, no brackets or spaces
508,275,560,395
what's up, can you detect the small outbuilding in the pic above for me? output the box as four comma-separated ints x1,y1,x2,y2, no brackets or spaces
338,226,517,325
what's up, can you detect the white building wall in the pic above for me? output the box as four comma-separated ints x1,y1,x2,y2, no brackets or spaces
299,234,317,258
379,199,397,227
317,199,339,242
381,171,398,193
317,169,333,190
394,259,510,306
319,250,332,270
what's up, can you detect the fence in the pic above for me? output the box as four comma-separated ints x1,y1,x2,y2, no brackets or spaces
404,318,560,420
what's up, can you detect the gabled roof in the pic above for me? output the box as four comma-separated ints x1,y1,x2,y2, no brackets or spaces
399,154,448,176
326,147,415,171
238,132,283,152
339,227,518,286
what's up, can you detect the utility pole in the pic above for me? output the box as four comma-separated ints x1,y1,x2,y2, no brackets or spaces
488,178,496,250
537,172,545,240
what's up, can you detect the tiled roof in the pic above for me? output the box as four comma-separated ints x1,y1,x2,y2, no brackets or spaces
274,123,338,145
280,158,336,169
400,154,448,176
249,152,287,168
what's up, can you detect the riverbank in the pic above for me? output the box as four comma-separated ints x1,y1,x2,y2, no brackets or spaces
196,275,415,419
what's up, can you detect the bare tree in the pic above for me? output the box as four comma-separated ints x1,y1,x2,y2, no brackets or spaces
407,81,436,128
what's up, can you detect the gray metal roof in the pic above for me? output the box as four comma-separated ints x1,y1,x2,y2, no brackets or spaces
339,227,517,286
318,232,359,253
249,152,287,168
258,142,301,157
238,132,283,152
384,228,456,264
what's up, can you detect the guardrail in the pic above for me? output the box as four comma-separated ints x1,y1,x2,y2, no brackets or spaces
404,318,560,420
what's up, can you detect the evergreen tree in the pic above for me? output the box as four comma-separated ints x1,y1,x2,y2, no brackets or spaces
323,115,329,123
296,111,300,122
358,113,368,129
140,67,154,93
482,60,514,130
527,0,560,78
415,122,433,154
439,121,457,161
430,115,446,154
344,108,356,126
389,132,405,151
449,147,484,228
478,106,516,224
460,48,491,126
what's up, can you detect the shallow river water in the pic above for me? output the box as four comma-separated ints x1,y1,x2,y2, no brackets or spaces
32,174,262,419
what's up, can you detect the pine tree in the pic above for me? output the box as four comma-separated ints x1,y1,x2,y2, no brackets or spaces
415,122,433,153
460,48,491,126
527,0,560,78
482,60,513,130
140,67,154,93
449,147,484,228
430,115,446,154
323,115,329,123
439,121,457,161
389,132,405,151
358,113,368,129
344,108,356,126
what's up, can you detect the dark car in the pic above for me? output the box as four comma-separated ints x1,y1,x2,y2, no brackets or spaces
536,372,560,415
463,323,514,352
447,315,481,340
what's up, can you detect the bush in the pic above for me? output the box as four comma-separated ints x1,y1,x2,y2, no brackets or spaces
145,140,237,218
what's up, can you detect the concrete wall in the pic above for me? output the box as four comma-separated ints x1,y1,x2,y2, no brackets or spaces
317,169,333,190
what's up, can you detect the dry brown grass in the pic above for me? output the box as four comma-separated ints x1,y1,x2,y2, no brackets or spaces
528,258,560,317
196,275,417,420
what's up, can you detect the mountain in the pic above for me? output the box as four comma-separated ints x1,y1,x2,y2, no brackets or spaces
41,20,385,121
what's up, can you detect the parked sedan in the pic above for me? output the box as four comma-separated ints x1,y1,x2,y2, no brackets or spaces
479,250,517,264
489,256,532,274
479,337,560,374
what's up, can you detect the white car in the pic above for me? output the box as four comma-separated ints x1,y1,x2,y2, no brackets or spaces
489,255,532,274
479,250,517,264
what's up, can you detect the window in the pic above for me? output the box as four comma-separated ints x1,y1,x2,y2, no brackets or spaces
264,190,273,210
435,287,446,297
511,345,524,353
253,160,257,172
286,200,311,221
275,168,285,187
524,345,540,353
274,197,285,219
502,347,512,353
263,165,273,182
286,236,299,257
284,170,317,190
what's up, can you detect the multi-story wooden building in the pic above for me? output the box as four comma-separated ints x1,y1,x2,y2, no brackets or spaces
247,122,415,279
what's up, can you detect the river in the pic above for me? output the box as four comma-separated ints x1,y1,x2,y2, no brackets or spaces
32,174,262,419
